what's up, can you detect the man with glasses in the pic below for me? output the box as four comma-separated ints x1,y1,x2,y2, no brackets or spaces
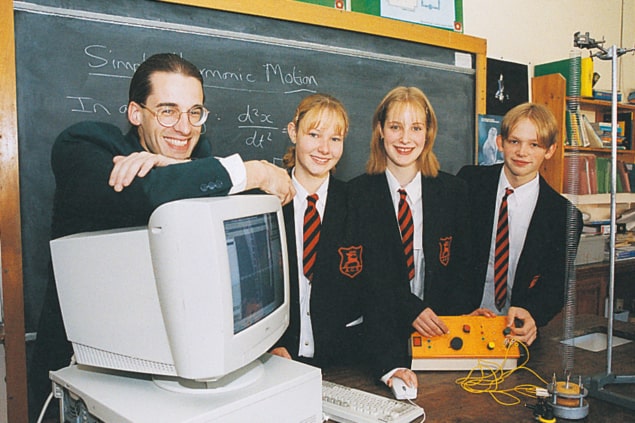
28,53,294,421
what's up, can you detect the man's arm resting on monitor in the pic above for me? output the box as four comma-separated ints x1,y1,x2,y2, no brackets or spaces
109,152,188,192
108,152,294,205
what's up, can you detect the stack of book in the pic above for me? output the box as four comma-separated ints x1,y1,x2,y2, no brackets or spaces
564,110,632,150
602,112,632,150
611,245,635,261
593,89,622,102
591,211,635,261
583,220,627,235
605,230,635,261
596,122,627,149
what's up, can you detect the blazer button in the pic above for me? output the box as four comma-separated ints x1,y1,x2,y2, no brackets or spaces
200,181,220,192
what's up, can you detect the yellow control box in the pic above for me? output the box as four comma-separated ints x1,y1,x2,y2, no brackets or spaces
410,316,520,371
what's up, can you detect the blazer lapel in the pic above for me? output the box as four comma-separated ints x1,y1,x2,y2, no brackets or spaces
513,178,551,288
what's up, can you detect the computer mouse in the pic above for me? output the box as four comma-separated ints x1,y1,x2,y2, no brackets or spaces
390,376,417,400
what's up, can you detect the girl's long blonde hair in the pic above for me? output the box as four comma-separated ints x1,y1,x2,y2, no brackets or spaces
366,86,440,178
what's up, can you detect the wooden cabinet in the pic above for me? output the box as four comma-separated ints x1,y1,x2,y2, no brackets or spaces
574,259,635,317
575,263,609,316
532,73,635,193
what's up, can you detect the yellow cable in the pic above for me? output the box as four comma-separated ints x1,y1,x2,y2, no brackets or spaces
455,340,550,407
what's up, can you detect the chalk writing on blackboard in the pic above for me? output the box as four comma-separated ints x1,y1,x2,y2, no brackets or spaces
67,96,113,115
237,104,277,149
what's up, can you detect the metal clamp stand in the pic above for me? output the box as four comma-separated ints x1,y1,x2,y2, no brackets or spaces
574,31,635,411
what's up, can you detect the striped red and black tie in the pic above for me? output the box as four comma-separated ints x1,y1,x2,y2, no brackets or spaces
303,194,321,282
398,189,415,281
494,187,514,311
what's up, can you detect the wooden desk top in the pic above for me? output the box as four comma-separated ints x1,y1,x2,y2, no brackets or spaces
323,315,635,422
577,258,635,273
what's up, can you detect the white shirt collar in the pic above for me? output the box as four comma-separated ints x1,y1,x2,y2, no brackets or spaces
497,168,540,201
385,169,422,204
291,169,329,215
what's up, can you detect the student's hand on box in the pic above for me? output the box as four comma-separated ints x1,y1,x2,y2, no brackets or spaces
506,306,537,346
469,307,497,317
412,307,448,338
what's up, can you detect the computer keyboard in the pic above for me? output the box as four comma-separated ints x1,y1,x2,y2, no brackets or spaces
322,380,424,423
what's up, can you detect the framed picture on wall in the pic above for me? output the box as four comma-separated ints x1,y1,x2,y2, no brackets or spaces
478,114,503,165
486,58,528,115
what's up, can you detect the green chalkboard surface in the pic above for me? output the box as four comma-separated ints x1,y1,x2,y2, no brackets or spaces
14,0,476,330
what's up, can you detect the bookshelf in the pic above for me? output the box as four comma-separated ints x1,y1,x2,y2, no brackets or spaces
532,73,635,193
531,74,635,322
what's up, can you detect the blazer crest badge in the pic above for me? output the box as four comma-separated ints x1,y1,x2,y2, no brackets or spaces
438,236,452,266
338,245,363,278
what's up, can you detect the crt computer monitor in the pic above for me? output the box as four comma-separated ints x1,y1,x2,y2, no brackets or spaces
50,195,289,391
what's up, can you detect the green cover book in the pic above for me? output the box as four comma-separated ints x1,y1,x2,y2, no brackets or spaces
596,157,624,193
596,157,609,194
534,57,581,97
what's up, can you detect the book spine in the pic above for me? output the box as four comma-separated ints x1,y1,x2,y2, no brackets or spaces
581,57,593,98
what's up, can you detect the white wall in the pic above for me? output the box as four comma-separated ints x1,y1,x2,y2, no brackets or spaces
463,0,635,97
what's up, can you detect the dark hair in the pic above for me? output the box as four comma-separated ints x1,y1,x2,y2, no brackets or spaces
128,53,204,104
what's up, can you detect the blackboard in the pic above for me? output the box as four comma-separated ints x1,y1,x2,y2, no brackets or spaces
14,0,478,331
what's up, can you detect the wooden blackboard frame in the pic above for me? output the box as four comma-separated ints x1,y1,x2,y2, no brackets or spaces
1,1,28,420
0,1,485,420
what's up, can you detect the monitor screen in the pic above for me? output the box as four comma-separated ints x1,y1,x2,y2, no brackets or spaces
226,213,284,335
51,195,289,386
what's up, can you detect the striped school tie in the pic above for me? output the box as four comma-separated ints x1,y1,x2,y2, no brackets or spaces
303,194,320,281
494,187,514,311
398,189,415,281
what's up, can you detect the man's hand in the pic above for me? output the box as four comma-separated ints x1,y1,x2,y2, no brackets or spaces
244,160,295,205
412,307,448,338
268,347,292,360
109,152,185,192
506,306,537,346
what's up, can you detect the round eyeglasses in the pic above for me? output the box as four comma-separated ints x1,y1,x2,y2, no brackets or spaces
139,103,209,128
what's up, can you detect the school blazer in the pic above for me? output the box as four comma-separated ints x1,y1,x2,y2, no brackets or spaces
347,172,475,377
274,177,363,367
457,164,583,327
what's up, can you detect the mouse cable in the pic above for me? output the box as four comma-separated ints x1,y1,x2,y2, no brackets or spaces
405,397,426,423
